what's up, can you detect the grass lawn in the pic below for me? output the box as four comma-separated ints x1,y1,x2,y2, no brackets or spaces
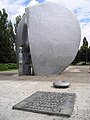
0,63,18,71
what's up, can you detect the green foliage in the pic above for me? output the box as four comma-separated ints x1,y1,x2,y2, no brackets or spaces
0,8,16,63
0,63,18,71
83,37,88,47
72,50,80,65
14,15,21,34
72,37,90,65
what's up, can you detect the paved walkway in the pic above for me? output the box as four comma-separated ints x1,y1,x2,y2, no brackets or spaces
0,66,90,120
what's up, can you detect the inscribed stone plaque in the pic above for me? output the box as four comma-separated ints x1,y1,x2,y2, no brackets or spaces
12,91,76,117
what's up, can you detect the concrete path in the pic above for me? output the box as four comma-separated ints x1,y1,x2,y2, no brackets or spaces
0,66,90,120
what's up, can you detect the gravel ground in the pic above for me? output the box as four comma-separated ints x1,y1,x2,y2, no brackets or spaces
0,65,90,120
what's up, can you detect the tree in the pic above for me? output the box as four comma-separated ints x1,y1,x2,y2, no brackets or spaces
0,9,16,63
0,9,8,63
80,37,88,64
14,15,21,34
7,21,16,62
83,37,88,46
72,50,81,65
72,37,90,65
87,46,90,64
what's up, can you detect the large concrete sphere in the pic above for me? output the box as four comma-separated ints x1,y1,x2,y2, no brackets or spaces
25,1,81,75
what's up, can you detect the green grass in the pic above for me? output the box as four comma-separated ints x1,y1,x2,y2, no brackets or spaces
0,63,18,71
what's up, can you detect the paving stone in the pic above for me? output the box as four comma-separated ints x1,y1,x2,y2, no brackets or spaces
12,91,76,117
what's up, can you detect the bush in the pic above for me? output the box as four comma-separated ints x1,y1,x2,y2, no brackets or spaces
0,63,18,71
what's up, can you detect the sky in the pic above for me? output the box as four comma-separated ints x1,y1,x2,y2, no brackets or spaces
0,0,90,46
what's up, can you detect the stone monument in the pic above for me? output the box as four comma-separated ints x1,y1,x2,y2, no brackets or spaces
15,1,81,76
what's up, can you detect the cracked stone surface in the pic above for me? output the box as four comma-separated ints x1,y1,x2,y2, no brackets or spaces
0,66,90,120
